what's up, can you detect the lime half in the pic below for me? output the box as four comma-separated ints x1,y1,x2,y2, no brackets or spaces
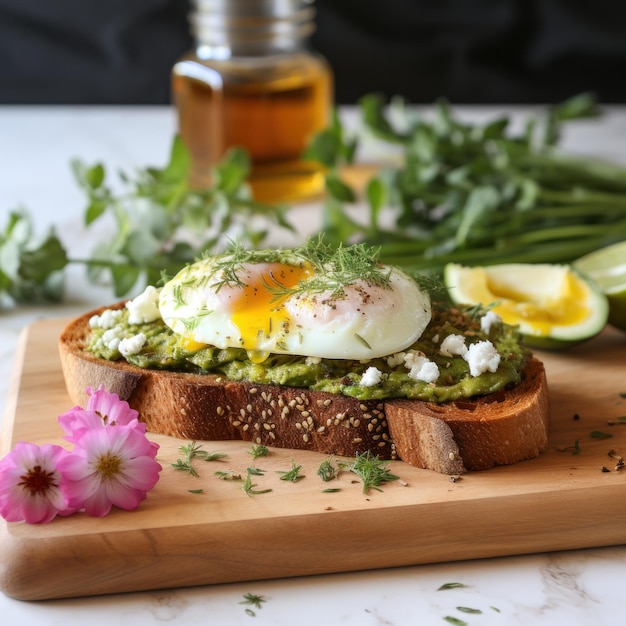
573,240,626,333
444,262,609,349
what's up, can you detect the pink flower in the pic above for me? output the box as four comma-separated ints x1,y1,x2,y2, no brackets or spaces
58,385,143,443
58,424,161,517
0,442,75,523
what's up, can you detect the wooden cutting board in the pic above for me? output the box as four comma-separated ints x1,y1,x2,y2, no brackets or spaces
2,318,626,601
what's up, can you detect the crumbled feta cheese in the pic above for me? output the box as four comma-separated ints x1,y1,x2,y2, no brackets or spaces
360,366,384,387
440,334,468,357
305,356,321,366
407,357,440,383
463,340,500,377
119,333,147,357
102,327,124,351
403,349,427,370
89,308,123,330
432,333,440,343
480,310,502,334
386,352,406,368
126,285,161,325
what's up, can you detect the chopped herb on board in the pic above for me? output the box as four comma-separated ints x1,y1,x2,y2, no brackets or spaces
590,430,613,440
242,469,272,497
349,451,400,493
318,457,339,482
249,444,269,460
171,441,227,477
277,460,305,482
215,470,242,481
443,617,468,626
558,438,581,455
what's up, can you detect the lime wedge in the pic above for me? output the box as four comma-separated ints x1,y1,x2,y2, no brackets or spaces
444,262,609,349
573,240,626,333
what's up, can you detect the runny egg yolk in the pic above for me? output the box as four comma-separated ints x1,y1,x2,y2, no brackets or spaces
230,262,314,362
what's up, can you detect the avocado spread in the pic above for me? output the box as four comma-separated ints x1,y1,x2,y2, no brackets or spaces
86,302,530,403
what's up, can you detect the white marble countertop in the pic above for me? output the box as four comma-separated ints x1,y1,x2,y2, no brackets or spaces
1,104,626,625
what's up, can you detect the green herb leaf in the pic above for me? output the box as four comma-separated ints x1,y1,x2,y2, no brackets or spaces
240,592,266,610
558,438,582,455
0,210,69,306
443,617,467,626
437,582,468,591
590,430,613,440
248,444,269,460
277,460,304,482
318,457,339,482
348,451,400,493
242,468,272,496
456,606,482,614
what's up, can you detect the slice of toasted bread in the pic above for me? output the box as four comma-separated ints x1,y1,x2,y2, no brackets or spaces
58,306,549,473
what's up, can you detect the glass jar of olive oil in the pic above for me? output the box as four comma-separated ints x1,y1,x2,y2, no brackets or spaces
172,0,333,203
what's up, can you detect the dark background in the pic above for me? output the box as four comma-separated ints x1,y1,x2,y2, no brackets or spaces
1,0,626,106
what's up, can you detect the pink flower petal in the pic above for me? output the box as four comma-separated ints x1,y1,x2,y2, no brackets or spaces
0,442,74,523
57,424,161,517
86,385,140,427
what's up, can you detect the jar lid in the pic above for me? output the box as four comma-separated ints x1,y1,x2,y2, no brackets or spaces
191,0,317,55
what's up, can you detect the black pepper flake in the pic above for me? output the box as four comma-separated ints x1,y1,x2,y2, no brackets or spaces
601,466,611,473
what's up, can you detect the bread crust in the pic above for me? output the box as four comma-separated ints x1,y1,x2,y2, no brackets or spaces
58,306,549,473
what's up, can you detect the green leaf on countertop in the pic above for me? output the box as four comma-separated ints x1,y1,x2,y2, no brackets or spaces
0,210,68,305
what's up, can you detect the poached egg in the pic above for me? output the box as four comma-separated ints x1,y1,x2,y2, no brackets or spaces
159,245,431,361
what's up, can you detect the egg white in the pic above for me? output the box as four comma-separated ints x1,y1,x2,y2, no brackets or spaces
159,255,431,361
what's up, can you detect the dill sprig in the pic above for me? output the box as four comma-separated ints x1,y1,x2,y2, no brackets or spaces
242,468,273,496
266,238,392,301
348,451,400,493
277,460,304,482
248,444,269,459
171,441,227,477
208,241,286,292
317,457,339,482
240,592,267,616
196,236,392,302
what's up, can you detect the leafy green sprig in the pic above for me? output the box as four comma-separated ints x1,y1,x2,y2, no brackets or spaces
277,460,304,482
171,441,227,477
307,92,626,275
73,139,294,297
349,451,400,493
316,452,399,494
0,137,294,306
0,210,68,306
